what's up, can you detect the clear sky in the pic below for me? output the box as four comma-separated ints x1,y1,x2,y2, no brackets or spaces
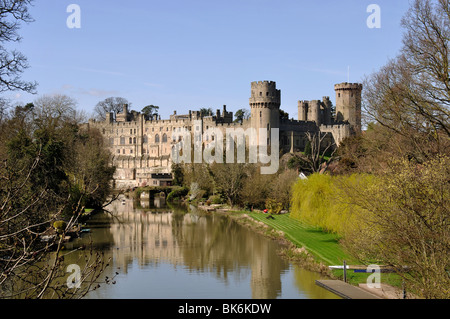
6,0,412,120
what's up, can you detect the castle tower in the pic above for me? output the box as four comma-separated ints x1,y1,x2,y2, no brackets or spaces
308,100,321,126
334,83,362,132
298,101,308,122
249,81,281,144
322,96,332,125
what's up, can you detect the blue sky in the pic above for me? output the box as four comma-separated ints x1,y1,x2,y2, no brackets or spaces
6,0,412,120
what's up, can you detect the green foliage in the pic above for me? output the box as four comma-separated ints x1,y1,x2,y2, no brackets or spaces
141,105,159,118
304,140,311,156
233,108,250,123
342,157,450,299
53,221,67,233
166,186,189,202
209,195,224,204
171,163,184,186
279,109,289,120
290,173,372,235
265,199,283,214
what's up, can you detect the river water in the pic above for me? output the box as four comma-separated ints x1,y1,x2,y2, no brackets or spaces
67,195,339,299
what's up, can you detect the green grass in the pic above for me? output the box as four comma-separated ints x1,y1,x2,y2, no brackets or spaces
244,211,404,288
246,212,356,266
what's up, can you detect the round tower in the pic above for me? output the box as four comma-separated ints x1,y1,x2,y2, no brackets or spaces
334,82,362,132
249,81,281,142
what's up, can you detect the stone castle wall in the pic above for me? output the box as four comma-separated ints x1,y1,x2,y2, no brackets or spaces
87,81,361,188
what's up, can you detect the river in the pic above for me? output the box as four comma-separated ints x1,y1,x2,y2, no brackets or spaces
65,195,339,299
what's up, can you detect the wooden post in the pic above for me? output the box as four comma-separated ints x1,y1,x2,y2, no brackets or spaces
343,260,347,283
402,281,406,299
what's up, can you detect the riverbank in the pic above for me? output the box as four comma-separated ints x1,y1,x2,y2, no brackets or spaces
197,204,409,299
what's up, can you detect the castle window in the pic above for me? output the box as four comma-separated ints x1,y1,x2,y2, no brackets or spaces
130,129,133,134
162,134,167,143
260,92,262,96
120,137,125,145
122,149,125,154
134,129,136,134
117,149,120,154
155,134,160,143
133,137,136,144
109,138,114,145
211,135,215,141
338,93,341,97
130,149,133,154
143,135,148,144
266,92,269,96
129,137,132,144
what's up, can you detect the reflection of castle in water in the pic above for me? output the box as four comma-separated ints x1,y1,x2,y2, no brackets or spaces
105,197,288,298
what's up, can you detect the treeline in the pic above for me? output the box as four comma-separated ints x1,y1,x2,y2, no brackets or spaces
290,0,449,299
172,161,299,213
0,94,115,298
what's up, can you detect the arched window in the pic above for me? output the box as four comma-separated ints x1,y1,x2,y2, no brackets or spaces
155,134,160,143
162,134,167,143
129,137,132,144
143,135,148,144
133,137,136,144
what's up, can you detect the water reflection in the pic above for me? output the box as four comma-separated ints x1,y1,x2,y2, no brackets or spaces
71,196,339,299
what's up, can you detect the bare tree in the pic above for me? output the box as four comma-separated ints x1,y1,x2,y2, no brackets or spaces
94,97,131,121
0,0,37,93
363,0,450,159
304,131,336,173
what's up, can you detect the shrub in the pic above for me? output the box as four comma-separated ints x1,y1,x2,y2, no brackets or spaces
265,199,283,214
209,195,223,204
166,186,189,202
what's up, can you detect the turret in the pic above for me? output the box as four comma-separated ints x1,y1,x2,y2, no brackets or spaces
334,82,362,132
249,81,281,143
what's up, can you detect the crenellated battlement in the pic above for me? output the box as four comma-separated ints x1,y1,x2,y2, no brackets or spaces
334,82,363,91
251,80,277,88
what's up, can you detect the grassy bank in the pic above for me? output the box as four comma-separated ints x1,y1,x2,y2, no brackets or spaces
216,209,403,288
247,212,353,265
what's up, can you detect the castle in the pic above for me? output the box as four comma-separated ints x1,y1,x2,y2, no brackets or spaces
86,81,362,189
